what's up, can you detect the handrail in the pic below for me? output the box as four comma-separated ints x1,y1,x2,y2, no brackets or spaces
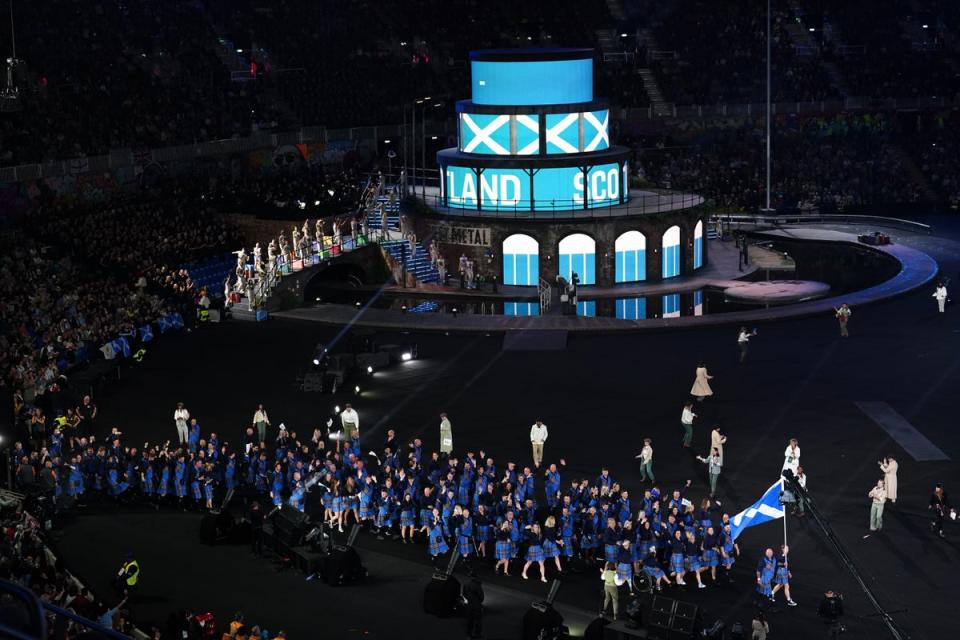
0,579,132,640
538,278,552,312
714,213,932,234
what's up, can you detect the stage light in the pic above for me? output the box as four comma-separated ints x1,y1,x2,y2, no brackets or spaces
236,48,243,53
314,200,320,206
621,33,628,37
809,27,816,32
431,136,438,140
401,352,412,361
367,366,374,374
923,24,929,29
334,405,341,414
384,139,391,143
312,358,320,366
354,385,361,394
355,301,362,307
400,41,407,46
327,189,335,197
315,297,321,302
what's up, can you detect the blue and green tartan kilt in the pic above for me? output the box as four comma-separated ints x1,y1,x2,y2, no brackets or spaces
375,510,392,528
580,534,597,550
495,540,515,560
542,539,560,558
331,496,344,513
458,536,475,556
400,511,416,527
722,544,735,567
604,544,619,561
757,569,774,596
360,503,376,519
344,496,359,511
616,562,633,584
670,553,686,574
643,564,666,579
429,537,449,556
775,566,790,585
525,544,545,563
419,508,434,527
703,548,719,568
476,525,492,542
561,537,575,557
685,554,702,572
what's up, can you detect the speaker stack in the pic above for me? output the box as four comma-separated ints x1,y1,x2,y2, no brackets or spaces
320,544,366,586
422,573,462,618
274,505,310,547
647,595,700,640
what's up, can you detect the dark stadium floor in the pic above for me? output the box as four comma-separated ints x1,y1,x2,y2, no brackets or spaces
53,215,960,640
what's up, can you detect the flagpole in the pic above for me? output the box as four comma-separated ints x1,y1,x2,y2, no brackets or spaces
782,478,788,549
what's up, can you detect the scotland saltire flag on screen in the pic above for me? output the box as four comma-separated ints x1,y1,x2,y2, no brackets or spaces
730,479,784,540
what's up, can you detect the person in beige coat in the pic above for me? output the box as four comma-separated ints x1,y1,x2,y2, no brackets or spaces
711,427,727,459
690,364,714,401
879,457,898,504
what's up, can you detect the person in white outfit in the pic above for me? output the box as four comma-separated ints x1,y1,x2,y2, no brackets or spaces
174,402,190,444
783,439,800,475
690,364,714,402
933,282,948,313
340,404,360,442
530,420,549,468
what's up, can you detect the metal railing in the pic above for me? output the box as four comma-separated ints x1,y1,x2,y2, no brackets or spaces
538,278,553,312
713,212,932,234
419,191,705,220
0,580,133,640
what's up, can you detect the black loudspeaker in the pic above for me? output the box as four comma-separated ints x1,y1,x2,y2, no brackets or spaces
583,616,609,640
422,574,461,618
275,505,309,546
522,604,564,640
320,546,365,585
198,512,235,545
647,595,700,639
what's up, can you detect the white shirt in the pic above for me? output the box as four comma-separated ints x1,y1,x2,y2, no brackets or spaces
796,473,807,490
783,445,800,472
253,409,269,424
640,444,653,463
530,423,548,444
174,408,190,427
738,330,750,343
934,286,947,301
341,409,359,429
681,408,695,424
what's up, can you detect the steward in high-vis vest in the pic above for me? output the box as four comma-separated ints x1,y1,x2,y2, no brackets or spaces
115,552,139,594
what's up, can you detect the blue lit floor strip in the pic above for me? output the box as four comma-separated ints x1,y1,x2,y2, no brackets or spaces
854,401,950,462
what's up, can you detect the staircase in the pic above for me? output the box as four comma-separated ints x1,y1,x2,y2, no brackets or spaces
366,191,440,285
638,68,672,116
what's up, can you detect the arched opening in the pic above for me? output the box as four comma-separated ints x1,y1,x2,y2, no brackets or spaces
558,233,596,285
662,225,681,279
502,234,539,286
614,230,647,283
694,220,704,269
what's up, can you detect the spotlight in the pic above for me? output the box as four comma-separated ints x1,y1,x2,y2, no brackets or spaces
354,385,361,394
327,188,335,197
334,405,341,414
808,27,815,32
355,301,362,308
312,358,320,366
923,24,929,29
401,352,412,361
367,366,373,374
314,200,320,206
620,32,628,37
236,48,243,53
315,297,321,302
384,139,391,144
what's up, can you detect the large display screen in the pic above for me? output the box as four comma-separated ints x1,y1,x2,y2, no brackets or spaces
471,59,592,106
442,162,626,211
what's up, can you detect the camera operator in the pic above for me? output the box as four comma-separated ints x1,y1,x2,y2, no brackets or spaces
817,590,844,638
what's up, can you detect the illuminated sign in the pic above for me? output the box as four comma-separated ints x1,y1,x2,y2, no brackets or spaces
459,110,609,156
471,59,592,106
442,162,626,211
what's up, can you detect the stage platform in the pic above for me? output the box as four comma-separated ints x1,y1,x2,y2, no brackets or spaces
276,228,938,332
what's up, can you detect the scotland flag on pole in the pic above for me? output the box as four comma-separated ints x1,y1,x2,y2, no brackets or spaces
730,479,784,541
